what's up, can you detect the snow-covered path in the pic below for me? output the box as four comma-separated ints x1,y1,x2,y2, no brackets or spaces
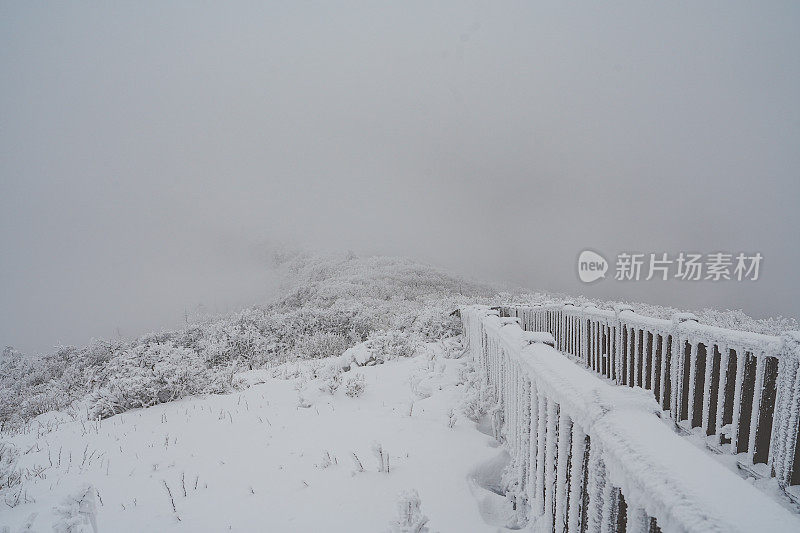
2,353,508,532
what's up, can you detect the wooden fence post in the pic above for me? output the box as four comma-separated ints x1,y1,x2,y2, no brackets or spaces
772,332,800,486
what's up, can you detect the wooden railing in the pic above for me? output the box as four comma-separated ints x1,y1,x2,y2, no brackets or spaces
499,302,800,491
463,305,800,532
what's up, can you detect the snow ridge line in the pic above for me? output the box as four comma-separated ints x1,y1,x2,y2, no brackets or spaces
463,305,800,532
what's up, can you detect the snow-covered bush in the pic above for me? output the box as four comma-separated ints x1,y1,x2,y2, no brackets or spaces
367,330,420,361
17,382,72,420
341,330,421,369
205,362,247,393
460,366,496,423
408,306,462,341
439,337,465,359
388,490,429,533
345,343,378,367
52,485,97,533
0,346,82,423
296,332,351,360
195,313,274,368
345,374,366,398
88,343,234,419
0,441,21,491
296,392,312,409
320,372,341,395
0,390,20,431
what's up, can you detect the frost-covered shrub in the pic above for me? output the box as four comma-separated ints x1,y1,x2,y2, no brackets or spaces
367,330,420,361
196,315,276,368
53,485,97,533
320,372,341,395
694,307,799,336
461,367,496,423
345,343,378,367
341,330,421,369
0,344,117,426
388,489,429,533
296,392,312,409
82,339,116,368
439,337,465,359
409,306,463,341
0,442,21,491
0,389,20,430
296,332,351,360
18,381,72,420
345,374,366,398
88,343,233,419
206,362,246,393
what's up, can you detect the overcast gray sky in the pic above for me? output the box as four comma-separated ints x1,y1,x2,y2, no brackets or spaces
2,2,799,355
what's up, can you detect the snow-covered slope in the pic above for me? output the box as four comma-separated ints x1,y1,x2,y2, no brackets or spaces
0,254,497,431
2,252,792,434
2,252,797,531
1,342,517,532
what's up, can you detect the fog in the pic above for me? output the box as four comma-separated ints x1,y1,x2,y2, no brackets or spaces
2,2,799,355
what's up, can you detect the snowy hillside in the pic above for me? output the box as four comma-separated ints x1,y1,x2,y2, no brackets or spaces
2,252,792,436
0,253,497,432
0,254,506,531
2,252,797,531
1,340,522,532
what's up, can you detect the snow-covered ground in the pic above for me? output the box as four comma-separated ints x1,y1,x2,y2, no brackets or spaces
1,343,516,532
3,254,798,531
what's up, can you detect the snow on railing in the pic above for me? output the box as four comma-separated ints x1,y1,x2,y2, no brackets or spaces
498,302,800,492
463,305,800,532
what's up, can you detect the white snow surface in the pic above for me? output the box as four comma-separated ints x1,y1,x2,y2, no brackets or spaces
1,347,506,532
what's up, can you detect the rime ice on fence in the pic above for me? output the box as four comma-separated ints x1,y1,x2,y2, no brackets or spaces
463,305,800,532
500,302,800,493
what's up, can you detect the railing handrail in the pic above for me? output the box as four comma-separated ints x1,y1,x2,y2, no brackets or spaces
507,302,788,351
499,301,800,490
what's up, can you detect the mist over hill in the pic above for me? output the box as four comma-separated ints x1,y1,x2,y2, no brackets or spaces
2,251,795,433
0,253,499,429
